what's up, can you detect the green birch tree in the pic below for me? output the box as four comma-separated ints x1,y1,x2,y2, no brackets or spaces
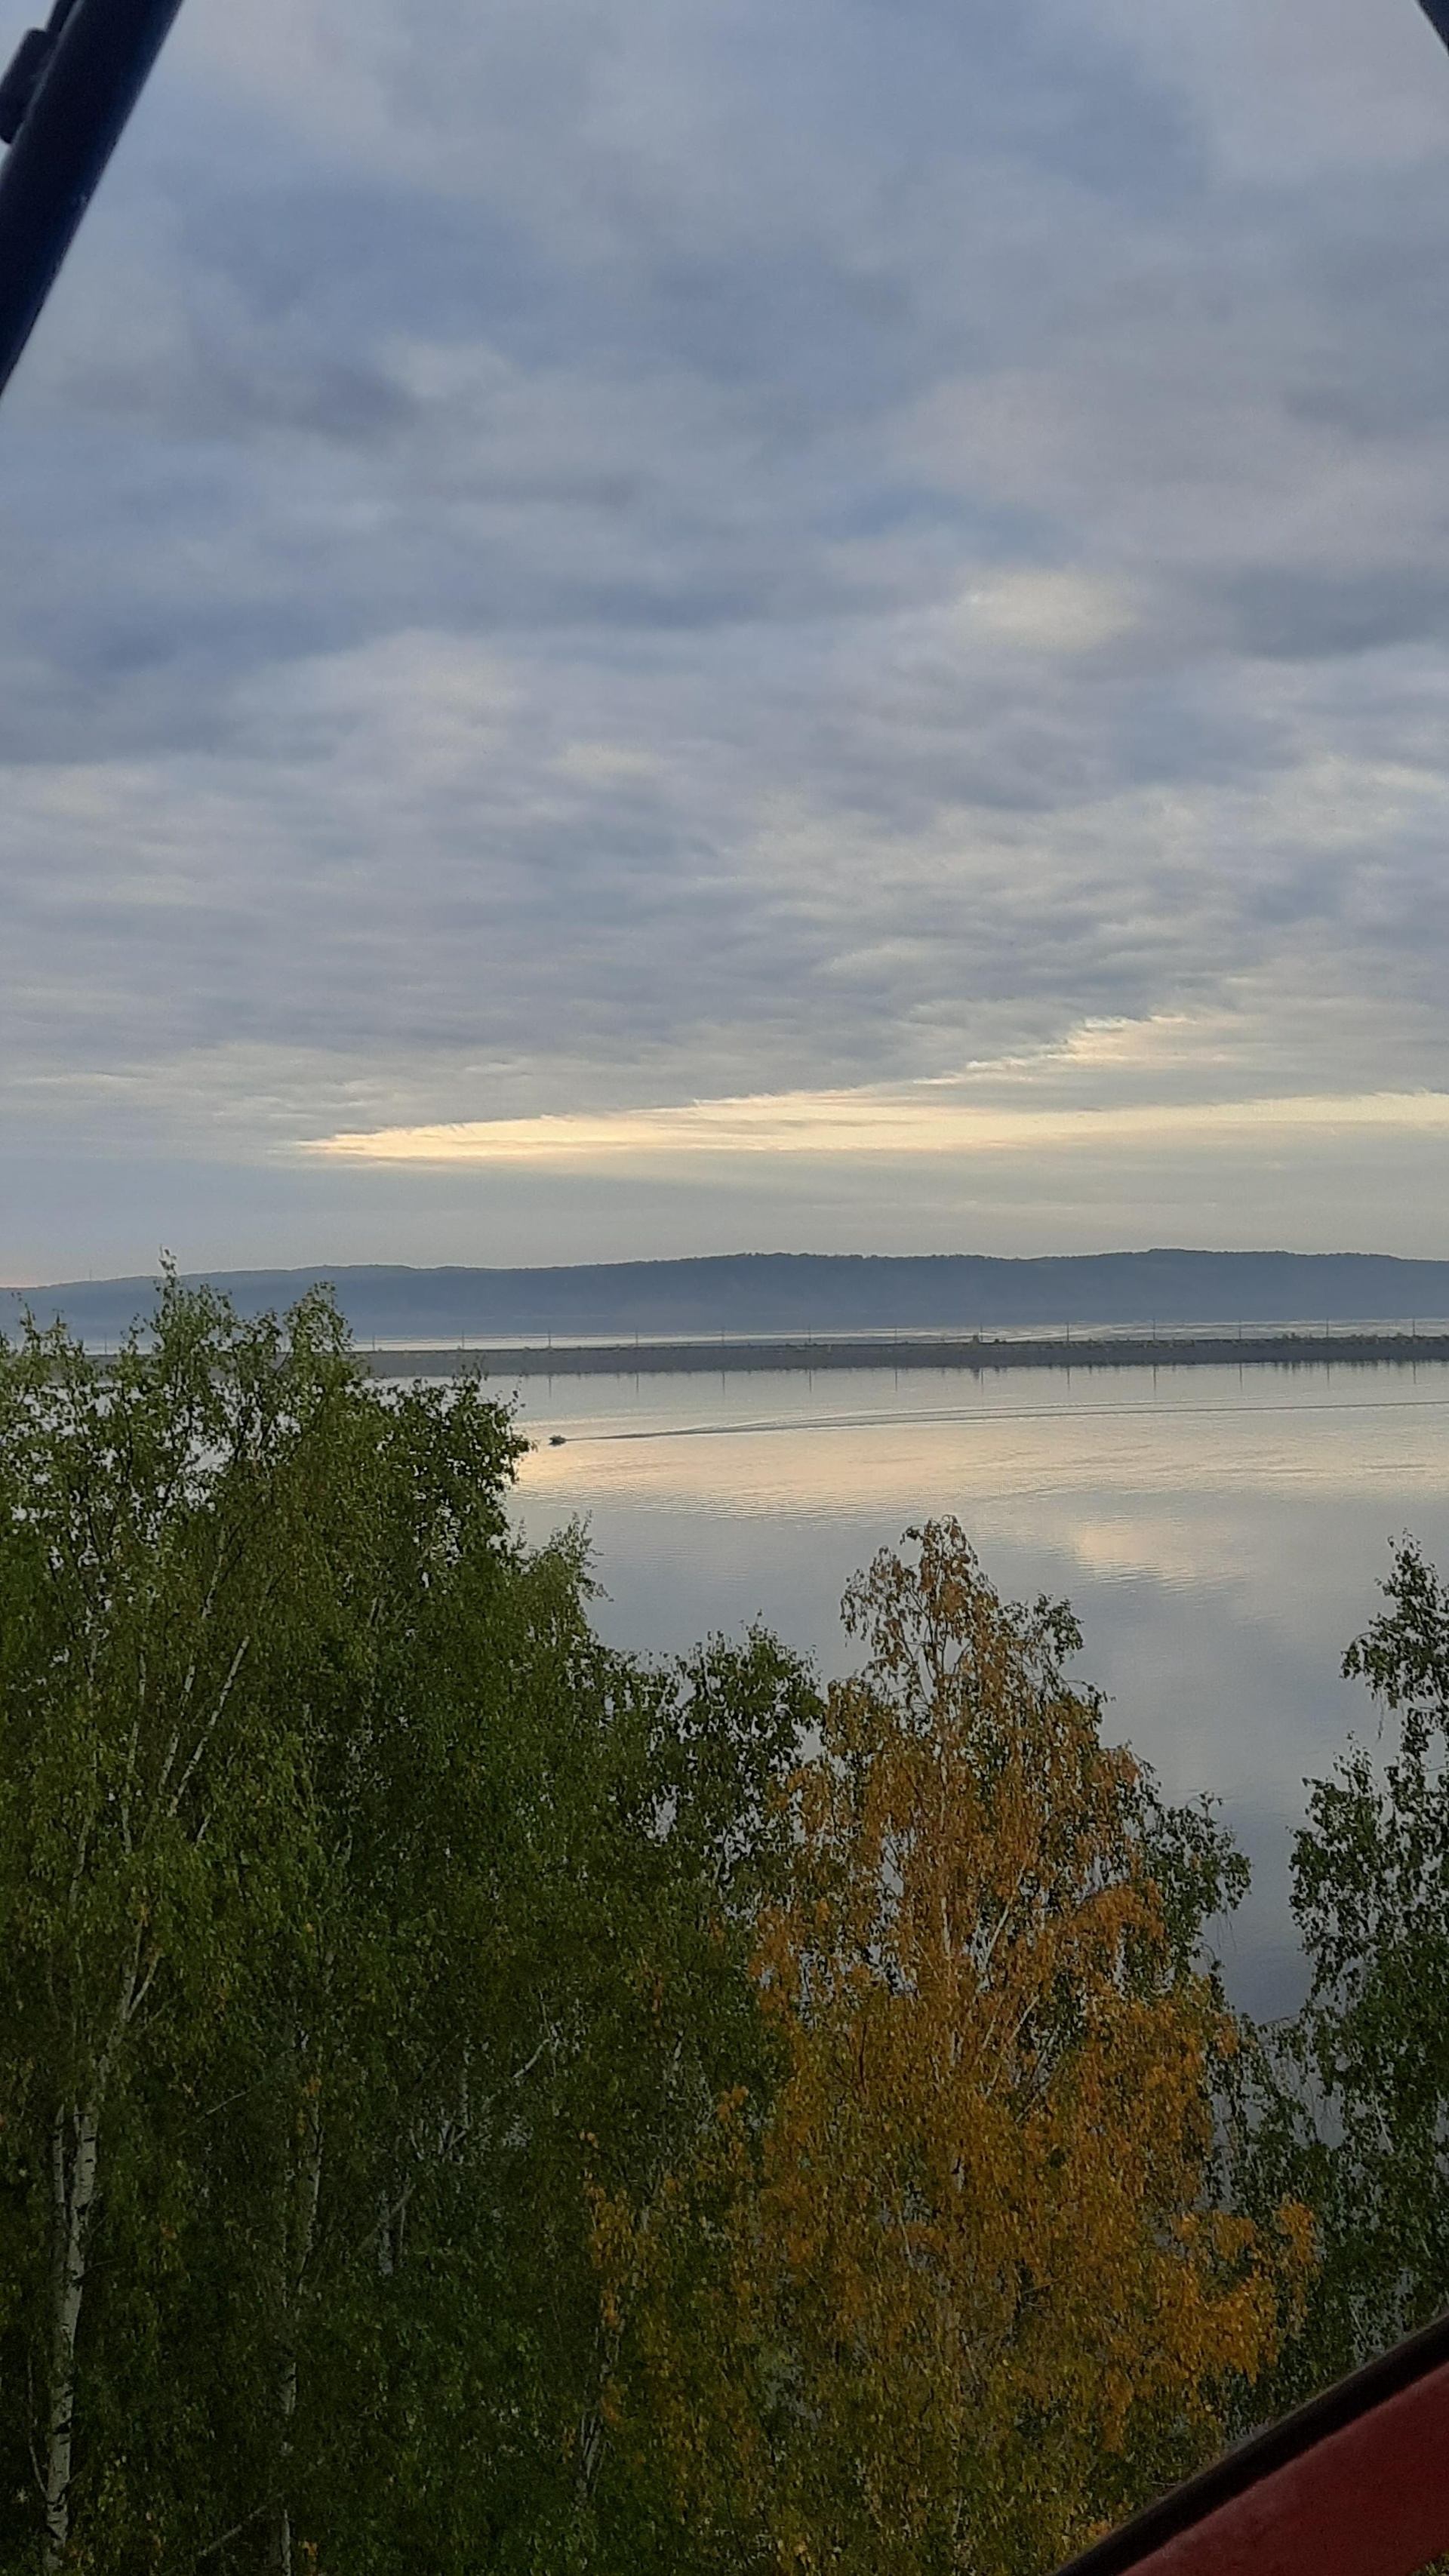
1236,1536,1449,2414
0,1275,817,2573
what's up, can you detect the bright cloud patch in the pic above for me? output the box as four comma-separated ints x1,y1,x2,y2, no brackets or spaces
306,1086,1449,1168
962,571,1138,654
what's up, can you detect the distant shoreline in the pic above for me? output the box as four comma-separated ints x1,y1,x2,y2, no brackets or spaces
21,1251,1449,1352
359,1329,1449,1379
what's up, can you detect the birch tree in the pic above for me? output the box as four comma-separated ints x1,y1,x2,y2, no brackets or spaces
598,1523,1311,2576
0,1275,529,2568
300,1614,816,2574
0,1276,310,2567
1234,1536,1449,2417
0,1270,819,2571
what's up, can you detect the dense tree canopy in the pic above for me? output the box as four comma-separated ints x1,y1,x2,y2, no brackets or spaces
14,1285,1441,2574
0,1279,816,2571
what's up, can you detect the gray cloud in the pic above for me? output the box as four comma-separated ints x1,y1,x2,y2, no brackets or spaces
5,0,1449,1271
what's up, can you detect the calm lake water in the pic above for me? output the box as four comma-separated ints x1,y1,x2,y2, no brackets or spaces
501,1359,1449,2021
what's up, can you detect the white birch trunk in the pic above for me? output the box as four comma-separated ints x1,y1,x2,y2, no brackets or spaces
42,2099,102,2574
40,1932,153,2570
272,2091,323,2576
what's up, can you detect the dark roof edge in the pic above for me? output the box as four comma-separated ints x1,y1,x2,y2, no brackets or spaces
1055,2307,1449,2576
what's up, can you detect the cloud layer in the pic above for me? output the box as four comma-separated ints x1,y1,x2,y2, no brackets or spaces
5,0,1449,1273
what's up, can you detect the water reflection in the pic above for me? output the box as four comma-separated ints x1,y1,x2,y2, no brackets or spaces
505,1361,1449,2021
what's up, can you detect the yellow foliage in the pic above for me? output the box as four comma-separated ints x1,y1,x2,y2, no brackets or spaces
597,1524,1312,2574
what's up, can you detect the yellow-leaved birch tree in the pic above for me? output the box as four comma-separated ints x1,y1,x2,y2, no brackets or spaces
596,1522,1310,2576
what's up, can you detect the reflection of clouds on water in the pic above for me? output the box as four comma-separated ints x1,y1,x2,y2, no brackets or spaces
512,1362,1449,2023
516,1365,1449,1490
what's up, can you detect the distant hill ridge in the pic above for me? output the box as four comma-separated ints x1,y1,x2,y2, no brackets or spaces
8,1250,1449,1340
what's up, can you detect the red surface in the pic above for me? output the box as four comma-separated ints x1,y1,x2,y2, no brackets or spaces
1134,2356,1449,2576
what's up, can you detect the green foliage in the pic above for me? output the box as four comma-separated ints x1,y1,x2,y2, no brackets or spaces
0,1277,817,2571
23,1281,1440,2571
1230,1537,1449,2417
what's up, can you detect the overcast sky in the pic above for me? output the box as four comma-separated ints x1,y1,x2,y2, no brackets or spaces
6,0,1449,1281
